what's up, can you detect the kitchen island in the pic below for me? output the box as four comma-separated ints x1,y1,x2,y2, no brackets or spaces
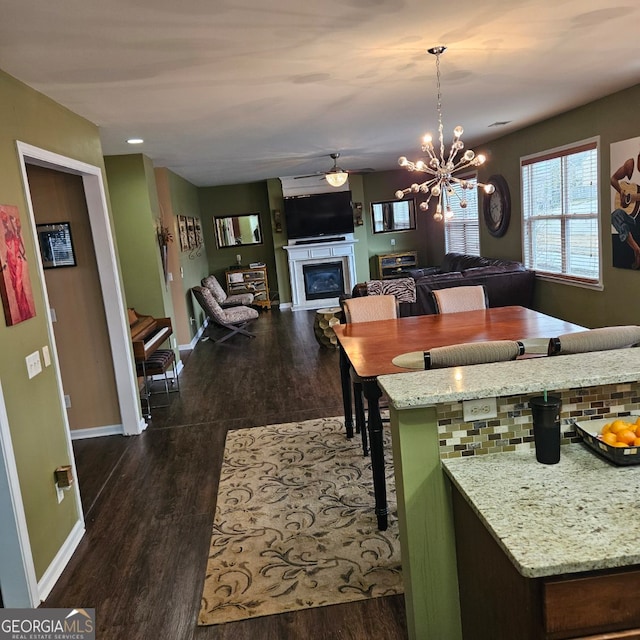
444,446,640,639
377,347,640,640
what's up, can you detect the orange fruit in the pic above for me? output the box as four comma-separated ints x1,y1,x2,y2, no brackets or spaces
633,437,640,447
617,429,637,445
602,432,618,446
635,416,640,426
601,423,612,435
612,441,629,447
610,420,632,434
635,424,640,438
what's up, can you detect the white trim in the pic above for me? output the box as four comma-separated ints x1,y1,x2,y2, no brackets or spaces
0,380,39,607
70,424,125,440
36,519,85,602
16,142,143,436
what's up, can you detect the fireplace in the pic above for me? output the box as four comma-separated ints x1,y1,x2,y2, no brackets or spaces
283,236,358,310
303,262,345,300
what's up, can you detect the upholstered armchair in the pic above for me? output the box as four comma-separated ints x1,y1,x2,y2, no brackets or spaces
192,286,258,344
201,275,255,307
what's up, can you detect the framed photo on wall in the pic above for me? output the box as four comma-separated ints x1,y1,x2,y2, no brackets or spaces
36,221,77,268
194,218,203,248
178,215,189,252
186,217,196,249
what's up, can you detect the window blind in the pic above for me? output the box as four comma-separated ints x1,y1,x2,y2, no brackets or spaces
445,175,480,255
522,141,599,284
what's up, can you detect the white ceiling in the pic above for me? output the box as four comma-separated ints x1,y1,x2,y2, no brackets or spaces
1,0,638,187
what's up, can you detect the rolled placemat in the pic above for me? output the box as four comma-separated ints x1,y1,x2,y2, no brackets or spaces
425,340,524,370
391,351,425,370
548,326,640,355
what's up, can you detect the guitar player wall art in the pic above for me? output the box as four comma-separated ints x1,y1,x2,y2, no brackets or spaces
611,135,640,270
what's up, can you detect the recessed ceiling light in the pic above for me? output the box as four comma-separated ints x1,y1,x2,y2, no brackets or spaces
127,138,144,144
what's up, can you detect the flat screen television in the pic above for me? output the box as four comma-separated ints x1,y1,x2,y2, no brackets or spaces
283,191,354,239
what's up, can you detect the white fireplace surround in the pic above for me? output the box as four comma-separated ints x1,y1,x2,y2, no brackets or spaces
283,235,358,310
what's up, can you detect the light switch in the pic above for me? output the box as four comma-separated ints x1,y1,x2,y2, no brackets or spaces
26,351,42,379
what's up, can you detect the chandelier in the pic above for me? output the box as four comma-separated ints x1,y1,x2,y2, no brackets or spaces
395,46,494,221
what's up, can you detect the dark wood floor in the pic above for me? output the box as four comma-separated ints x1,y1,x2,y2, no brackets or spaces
44,309,408,639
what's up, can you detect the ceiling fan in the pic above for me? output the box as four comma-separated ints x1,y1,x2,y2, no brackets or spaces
294,153,371,187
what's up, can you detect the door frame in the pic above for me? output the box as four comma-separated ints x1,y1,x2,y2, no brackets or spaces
16,142,144,437
0,143,144,605
0,380,39,607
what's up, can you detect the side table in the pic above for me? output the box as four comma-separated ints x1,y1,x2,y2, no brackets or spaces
313,307,342,349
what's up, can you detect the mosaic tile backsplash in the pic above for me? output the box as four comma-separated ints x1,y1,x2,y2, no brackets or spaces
438,382,640,459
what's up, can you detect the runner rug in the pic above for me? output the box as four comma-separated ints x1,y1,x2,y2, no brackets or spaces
198,416,402,625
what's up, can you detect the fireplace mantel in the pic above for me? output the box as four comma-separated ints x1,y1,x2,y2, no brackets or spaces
283,236,358,310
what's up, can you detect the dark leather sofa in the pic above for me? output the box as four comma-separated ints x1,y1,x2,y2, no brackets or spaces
352,252,535,317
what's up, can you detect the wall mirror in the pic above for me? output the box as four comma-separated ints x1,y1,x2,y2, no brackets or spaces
214,213,263,248
371,199,416,233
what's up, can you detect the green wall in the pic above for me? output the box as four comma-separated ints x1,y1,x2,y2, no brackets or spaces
198,181,278,302
0,70,104,579
477,83,640,328
104,154,173,320
164,169,209,340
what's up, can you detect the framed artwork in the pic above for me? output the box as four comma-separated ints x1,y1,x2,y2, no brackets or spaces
36,221,77,269
186,217,196,249
0,204,37,326
194,218,203,248
611,135,640,270
178,215,189,252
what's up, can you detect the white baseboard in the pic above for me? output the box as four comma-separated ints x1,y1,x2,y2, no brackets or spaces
279,302,293,310
179,322,207,350
37,519,85,603
70,424,124,440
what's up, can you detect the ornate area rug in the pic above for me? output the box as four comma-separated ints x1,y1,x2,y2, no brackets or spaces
198,416,402,626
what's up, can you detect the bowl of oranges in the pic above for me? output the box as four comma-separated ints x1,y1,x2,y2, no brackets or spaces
573,416,640,465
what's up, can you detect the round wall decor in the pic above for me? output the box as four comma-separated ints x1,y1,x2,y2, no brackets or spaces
483,174,511,238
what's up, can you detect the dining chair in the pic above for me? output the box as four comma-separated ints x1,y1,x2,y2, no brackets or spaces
431,284,488,314
547,325,640,355
342,295,398,455
424,340,525,369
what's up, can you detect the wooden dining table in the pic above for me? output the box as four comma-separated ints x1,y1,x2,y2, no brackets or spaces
332,305,586,530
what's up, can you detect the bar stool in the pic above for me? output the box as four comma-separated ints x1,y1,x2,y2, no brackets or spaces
136,349,180,411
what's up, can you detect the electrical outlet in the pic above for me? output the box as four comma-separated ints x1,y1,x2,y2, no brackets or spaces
390,238,396,246
42,345,51,367
64,395,71,409
463,397,497,422
25,351,42,379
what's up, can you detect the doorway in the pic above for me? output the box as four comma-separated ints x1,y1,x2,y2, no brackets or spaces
0,143,144,607
17,142,143,437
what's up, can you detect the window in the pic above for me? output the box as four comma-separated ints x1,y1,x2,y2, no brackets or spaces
444,174,480,255
521,140,600,285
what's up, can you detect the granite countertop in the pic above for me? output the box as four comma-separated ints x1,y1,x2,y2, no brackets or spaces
442,444,640,578
378,348,640,410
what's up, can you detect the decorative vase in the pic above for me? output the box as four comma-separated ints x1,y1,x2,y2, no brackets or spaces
161,244,168,282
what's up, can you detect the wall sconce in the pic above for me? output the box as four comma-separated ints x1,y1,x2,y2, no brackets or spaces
273,209,282,233
353,202,364,226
